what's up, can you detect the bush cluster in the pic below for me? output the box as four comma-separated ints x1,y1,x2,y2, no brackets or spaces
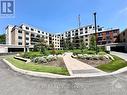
31,55,58,64
73,50,96,55
72,54,106,60
21,52,42,59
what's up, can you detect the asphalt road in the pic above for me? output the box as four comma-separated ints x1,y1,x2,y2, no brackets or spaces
0,59,127,95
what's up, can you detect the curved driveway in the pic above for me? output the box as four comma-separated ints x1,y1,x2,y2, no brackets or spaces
0,60,127,95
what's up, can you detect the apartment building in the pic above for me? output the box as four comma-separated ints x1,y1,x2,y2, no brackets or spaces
97,28,119,45
5,23,120,52
59,25,104,49
119,28,127,43
5,24,60,52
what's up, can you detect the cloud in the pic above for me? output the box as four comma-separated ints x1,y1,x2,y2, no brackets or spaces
119,7,127,14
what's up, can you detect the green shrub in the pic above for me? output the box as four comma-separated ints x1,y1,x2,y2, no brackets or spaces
21,52,42,59
98,46,106,52
98,52,106,55
86,51,96,54
56,50,65,55
73,50,82,55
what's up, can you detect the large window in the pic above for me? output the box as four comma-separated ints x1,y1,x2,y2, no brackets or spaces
18,42,22,45
18,30,22,33
98,33,102,36
26,43,29,45
89,26,92,29
26,37,29,40
31,28,34,31
26,32,29,35
18,36,22,39
123,32,125,36
38,31,40,33
106,31,109,35
85,31,88,33
26,27,29,30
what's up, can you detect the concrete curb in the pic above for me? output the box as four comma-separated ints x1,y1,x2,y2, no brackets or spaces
3,59,127,79
3,59,69,78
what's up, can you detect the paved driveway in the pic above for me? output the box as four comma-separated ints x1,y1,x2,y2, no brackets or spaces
1,60,127,95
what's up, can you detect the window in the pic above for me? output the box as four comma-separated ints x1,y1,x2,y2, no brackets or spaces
26,27,29,30
106,36,110,40
80,31,83,34
85,31,88,33
85,35,88,37
26,32,29,35
38,31,40,33
26,37,29,40
42,32,44,34
98,33,102,36
98,28,102,31
106,31,109,35
26,43,29,45
18,30,22,33
18,36,22,39
18,42,22,45
85,39,88,41
86,43,88,45
80,28,83,31
123,32,125,36
85,27,87,30
31,28,34,31
123,39,126,42
89,26,92,29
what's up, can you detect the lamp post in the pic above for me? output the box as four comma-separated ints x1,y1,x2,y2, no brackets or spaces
93,12,98,54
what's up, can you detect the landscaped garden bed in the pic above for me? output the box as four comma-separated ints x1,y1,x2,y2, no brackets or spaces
96,55,127,72
72,54,111,67
72,53,127,72
6,55,69,75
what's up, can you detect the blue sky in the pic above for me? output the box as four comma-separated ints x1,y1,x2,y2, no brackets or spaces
0,0,127,34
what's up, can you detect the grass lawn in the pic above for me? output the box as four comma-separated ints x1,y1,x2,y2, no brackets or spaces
96,55,127,72
6,57,69,75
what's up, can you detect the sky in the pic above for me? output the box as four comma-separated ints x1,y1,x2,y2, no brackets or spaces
0,0,127,34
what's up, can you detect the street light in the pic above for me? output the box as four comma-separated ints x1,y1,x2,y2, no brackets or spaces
93,12,98,54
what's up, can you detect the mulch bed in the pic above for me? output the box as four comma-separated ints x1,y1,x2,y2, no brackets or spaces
43,58,66,68
77,58,111,67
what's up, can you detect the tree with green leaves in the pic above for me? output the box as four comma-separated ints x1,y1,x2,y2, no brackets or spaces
79,40,86,53
0,34,6,44
68,41,74,50
49,43,56,55
89,35,96,50
34,37,48,54
63,39,68,50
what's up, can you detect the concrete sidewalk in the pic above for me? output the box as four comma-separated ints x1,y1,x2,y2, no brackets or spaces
63,53,106,76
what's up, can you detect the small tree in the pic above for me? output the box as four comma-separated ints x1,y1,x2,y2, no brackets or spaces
89,35,96,50
49,43,56,55
68,41,74,50
63,40,69,50
79,40,86,53
0,34,5,44
34,37,48,53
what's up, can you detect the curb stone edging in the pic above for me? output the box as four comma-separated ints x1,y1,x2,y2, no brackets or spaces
2,59,127,78
3,59,70,78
